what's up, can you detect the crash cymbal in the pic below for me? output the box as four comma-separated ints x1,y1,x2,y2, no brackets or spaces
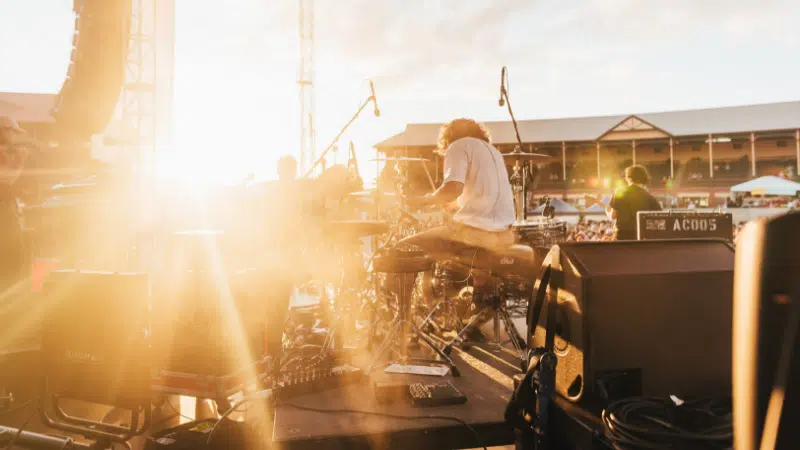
502,150,551,160
348,190,398,198
370,157,430,163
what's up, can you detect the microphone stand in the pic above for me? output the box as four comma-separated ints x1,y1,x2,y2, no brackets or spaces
302,93,376,179
499,67,530,222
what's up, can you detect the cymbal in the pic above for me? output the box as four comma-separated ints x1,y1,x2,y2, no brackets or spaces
348,190,397,198
370,157,430,163
502,150,551,160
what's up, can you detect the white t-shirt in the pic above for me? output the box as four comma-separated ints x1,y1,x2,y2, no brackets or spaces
442,137,515,231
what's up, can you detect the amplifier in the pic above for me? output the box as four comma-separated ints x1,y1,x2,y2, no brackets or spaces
637,211,733,241
41,270,151,407
151,267,279,378
529,239,735,404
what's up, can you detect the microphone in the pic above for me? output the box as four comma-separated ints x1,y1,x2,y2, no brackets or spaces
498,67,506,107
369,80,381,117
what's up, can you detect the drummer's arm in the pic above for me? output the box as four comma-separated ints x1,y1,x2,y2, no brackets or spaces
411,182,463,208
410,142,467,208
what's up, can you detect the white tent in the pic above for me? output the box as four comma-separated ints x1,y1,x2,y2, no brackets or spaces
730,176,800,196
530,197,579,214
584,195,612,213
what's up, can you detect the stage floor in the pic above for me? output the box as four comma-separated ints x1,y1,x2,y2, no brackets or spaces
1,313,526,450
273,339,522,450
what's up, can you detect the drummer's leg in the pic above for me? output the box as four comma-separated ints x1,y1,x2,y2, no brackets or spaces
397,226,458,260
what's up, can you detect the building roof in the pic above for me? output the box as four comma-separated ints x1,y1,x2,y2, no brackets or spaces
0,92,57,124
376,100,800,148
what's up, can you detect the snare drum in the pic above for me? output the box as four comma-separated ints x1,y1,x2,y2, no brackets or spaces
512,217,567,249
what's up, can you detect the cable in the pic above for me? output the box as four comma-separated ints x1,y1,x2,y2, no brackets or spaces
601,396,733,450
278,402,488,450
205,393,265,447
3,407,38,450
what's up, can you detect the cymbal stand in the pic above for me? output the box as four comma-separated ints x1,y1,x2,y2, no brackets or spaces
310,234,366,366
500,66,531,222
511,157,525,223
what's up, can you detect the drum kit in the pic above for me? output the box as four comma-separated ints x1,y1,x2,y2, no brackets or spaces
284,149,568,374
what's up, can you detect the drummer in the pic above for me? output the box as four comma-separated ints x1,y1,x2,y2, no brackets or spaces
403,118,515,304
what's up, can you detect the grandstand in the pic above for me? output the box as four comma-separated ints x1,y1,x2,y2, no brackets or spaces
375,100,800,206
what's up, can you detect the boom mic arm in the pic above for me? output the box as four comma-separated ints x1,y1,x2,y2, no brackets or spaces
499,67,506,107
303,82,380,179
370,80,380,117
498,66,524,151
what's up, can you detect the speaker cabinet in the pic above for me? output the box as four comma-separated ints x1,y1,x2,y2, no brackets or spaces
53,0,130,137
733,212,800,450
41,270,150,407
529,239,734,403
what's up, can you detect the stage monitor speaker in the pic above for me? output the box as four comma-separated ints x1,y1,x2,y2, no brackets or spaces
41,270,150,407
733,212,800,450
529,239,735,404
53,0,130,138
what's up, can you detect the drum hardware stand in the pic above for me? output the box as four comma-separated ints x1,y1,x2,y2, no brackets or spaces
443,287,527,365
417,266,470,335
367,272,461,377
511,159,526,222
312,238,366,365
499,66,532,223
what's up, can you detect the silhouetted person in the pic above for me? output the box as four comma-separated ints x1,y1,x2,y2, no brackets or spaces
605,165,662,240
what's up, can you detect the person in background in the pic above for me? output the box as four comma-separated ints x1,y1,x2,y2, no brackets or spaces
605,165,662,240
262,155,303,365
0,116,28,292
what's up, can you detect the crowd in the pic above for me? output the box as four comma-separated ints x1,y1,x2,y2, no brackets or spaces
565,219,616,242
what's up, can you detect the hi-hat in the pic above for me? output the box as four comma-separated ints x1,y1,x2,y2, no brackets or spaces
370,157,430,163
502,150,551,161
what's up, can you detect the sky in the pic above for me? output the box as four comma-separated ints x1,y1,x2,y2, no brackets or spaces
1,0,799,184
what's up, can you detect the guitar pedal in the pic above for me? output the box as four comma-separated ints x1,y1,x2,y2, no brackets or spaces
408,380,467,407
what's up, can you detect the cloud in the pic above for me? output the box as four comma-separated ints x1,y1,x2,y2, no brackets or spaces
313,1,534,87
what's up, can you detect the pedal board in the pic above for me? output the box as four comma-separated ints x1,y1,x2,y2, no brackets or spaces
374,380,467,407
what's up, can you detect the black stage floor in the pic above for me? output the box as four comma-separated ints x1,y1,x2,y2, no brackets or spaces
1,333,524,450
273,342,522,450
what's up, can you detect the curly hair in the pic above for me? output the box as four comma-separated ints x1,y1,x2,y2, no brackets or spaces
624,165,651,185
437,118,491,153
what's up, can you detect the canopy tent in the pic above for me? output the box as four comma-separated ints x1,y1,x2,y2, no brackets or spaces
584,195,612,213
730,176,800,197
530,197,579,214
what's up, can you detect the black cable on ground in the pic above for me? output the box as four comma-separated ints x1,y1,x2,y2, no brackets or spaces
601,396,732,450
279,402,488,450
